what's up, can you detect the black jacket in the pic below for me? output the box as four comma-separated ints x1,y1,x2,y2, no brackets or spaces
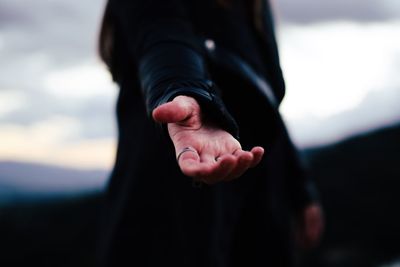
101,0,287,133
97,1,318,266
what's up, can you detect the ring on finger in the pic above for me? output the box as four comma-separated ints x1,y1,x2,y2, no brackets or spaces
176,146,197,162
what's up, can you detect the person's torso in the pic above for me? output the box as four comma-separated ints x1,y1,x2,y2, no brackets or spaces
108,0,285,102
182,0,285,101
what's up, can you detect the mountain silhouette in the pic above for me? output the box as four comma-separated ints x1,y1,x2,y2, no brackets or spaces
300,123,400,267
0,161,109,204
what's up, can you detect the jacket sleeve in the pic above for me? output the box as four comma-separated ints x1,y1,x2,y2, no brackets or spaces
107,0,239,138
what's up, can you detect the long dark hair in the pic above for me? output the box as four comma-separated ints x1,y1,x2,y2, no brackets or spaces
98,1,114,69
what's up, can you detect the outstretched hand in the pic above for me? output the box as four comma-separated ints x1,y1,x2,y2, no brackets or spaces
295,203,324,250
152,95,264,184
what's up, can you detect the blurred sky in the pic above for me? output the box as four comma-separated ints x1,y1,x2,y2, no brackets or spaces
0,0,399,169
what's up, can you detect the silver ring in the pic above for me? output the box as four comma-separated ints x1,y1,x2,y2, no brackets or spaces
177,147,197,162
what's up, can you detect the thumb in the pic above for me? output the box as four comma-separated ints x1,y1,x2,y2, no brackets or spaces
152,96,196,123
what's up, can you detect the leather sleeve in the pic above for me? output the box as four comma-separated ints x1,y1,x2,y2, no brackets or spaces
107,0,239,138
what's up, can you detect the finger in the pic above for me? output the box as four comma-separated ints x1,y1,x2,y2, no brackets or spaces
195,153,219,183
200,154,237,183
180,161,215,181
180,155,237,184
152,98,192,123
176,147,199,162
224,150,254,181
177,147,201,176
249,146,264,168
178,148,220,180
297,232,308,249
199,152,216,164
306,208,324,245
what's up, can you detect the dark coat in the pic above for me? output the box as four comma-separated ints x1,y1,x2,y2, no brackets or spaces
96,0,318,266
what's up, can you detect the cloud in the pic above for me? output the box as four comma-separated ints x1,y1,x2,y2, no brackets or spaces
0,89,117,140
0,116,116,169
279,20,400,118
274,0,400,24
278,21,400,146
284,86,400,148
0,0,117,142
0,0,106,65
44,61,115,98
0,90,27,117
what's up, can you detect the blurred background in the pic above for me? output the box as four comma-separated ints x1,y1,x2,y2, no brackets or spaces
0,0,399,266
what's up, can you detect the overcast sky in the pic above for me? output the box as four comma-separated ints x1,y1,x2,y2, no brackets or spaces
275,0,400,146
0,0,399,169
275,0,400,23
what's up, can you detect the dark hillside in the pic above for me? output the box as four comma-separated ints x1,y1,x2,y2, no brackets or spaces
301,123,400,267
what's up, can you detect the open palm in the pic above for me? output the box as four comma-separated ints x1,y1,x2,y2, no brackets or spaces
152,95,264,184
